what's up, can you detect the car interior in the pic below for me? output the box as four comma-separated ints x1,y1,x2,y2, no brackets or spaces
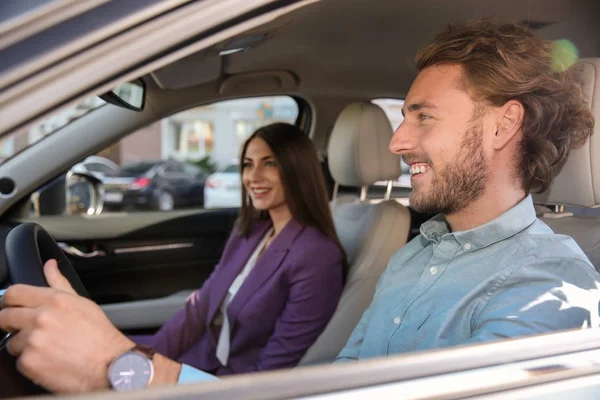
0,0,600,398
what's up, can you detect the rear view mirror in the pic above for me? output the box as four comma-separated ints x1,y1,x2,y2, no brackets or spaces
100,79,146,111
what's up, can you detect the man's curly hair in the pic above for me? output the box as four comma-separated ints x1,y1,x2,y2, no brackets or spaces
416,19,594,193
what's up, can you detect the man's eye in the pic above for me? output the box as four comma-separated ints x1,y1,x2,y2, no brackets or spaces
419,113,431,121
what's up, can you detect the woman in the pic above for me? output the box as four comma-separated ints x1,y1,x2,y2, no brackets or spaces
137,123,346,375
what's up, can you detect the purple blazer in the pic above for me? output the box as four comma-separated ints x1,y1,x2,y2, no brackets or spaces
136,218,344,375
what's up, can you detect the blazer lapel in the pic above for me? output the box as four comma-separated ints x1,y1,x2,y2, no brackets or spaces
206,220,272,327
226,219,305,333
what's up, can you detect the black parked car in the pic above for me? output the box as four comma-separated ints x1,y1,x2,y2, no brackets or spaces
103,160,207,211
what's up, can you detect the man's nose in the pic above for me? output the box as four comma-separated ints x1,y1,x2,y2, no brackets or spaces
389,121,417,155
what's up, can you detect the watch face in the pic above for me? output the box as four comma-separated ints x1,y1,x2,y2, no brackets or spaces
108,351,153,392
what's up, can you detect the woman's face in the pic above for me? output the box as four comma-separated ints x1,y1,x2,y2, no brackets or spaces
242,138,287,212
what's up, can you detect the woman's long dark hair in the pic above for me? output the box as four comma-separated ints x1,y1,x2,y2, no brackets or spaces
237,123,348,278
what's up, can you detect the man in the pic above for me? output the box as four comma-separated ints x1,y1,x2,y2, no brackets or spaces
0,19,598,393
337,19,598,362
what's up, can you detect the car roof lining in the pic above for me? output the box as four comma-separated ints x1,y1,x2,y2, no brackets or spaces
148,0,600,99
139,0,600,152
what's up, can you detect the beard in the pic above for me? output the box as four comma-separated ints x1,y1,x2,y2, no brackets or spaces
407,123,490,216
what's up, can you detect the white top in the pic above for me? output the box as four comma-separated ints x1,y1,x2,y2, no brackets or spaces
215,228,274,366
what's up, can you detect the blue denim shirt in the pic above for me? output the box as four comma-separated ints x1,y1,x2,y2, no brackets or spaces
337,195,600,362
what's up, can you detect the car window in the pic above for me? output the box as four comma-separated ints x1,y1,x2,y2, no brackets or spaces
223,165,239,173
28,96,299,215
371,98,410,203
372,98,404,130
182,163,202,176
162,164,184,174
118,162,157,177
0,97,106,165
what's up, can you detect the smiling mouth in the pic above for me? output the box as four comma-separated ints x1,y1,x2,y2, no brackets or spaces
250,187,271,196
409,162,431,176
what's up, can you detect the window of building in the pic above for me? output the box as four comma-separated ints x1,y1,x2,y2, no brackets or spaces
178,121,214,155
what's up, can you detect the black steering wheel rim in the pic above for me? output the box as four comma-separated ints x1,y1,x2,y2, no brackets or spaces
5,223,89,298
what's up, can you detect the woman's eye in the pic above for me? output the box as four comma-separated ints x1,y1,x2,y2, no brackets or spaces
242,162,251,169
265,161,277,167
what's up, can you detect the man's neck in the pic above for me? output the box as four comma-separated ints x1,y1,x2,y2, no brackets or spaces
445,184,527,232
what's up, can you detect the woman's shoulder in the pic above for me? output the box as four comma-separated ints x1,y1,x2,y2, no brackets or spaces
286,225,344,281
294,224,343,256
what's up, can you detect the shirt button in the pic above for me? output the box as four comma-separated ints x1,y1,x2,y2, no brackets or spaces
430,266,438,275
393,316,402,325
464,242,472,250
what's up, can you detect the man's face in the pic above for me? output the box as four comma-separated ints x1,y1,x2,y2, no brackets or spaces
390,64,490,216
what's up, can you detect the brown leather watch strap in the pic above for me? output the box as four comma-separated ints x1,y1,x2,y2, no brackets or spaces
132,344,155,360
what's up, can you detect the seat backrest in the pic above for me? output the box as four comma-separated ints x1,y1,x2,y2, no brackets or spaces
534,58,600,270
299,102,411,365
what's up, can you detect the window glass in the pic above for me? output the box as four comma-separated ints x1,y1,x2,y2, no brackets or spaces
371,98,410,188
370,99,410,205
29,96,299,215
223,164,239,173
118,162,156,177
177,121,214,154
182,163,202,176
1,97,106,165
163,164,184,174
372,98,404,130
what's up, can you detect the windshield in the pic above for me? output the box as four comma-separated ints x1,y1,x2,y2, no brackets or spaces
0,96,106,165
223,164,239,173
118,162,157,177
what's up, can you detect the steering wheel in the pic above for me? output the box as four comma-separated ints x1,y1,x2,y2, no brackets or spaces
0,223,89,397
5,223,89,297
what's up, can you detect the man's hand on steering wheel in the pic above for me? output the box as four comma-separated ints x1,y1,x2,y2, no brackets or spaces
0,259,135,393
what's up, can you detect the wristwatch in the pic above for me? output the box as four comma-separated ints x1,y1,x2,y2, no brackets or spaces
108,344,155,392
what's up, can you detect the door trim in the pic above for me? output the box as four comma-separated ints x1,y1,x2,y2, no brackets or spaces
114,242,194,255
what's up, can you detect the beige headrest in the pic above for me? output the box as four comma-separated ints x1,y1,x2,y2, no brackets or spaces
327,102,401,187
534,59,599,207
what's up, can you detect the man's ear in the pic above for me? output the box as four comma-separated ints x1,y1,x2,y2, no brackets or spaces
493,100,524,150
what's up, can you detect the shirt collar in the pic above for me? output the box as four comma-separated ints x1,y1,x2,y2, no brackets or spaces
420,195,537,251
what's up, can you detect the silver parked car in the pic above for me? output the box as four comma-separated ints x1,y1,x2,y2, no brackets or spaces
204,162,241,209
